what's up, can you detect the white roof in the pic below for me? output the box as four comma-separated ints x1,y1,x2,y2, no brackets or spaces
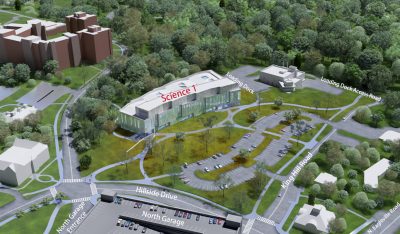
364,158,391,188
295,204,335,233
379,130,400,142
120,70,237,116
3,105,37,123
261,65,305,79
314,172,337,184
0,139,48,166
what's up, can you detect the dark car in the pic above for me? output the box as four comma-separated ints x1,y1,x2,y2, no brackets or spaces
187,213,192,219
213,218,217,224
129,222,134,230
196,215,200,221
174,210,179,216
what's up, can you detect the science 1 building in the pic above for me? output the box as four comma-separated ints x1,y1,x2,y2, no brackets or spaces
118,70,240,134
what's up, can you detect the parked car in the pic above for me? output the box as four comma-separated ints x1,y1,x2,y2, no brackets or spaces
129,222,134,230
183,162,188,168
142,227,147,233
204,167,210,172
117,218,122,226
134,224,139,230
174,210,179,216
213,218,217,224
212,155,218,159
162,208,166,214
134,202,138,208
187,213,192,219
196,215,200,221
209,218,213,224
231,145,237,149
183,212,187,218
218,218,223,225
217,164,222,168
217,153,223,157
214,165,219,169
154,206,158,211
251,145,257,148
178,211,183,217
197,161,203,165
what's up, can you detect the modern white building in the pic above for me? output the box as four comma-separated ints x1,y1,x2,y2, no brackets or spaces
364,158,391,188
314,172,337,185
0,138,50,186
259,65,305,92
294,204,335,234
118,70,240,134
2,104,37,123
379,130,400,142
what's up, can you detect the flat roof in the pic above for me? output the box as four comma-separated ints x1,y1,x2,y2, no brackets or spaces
261,65,305,79
379,130,400,142
75,196,239,234
364,158,391,188
0,139,48,166
120,70,238,116
314,172,337,184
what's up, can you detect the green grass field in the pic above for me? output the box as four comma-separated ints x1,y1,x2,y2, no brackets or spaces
50,204,73,234
0,192,16,208
144,128,250,177
0,12,15,24
259,87,359,108
316,124,333,141
0,204,56,234
337,130,369,142
256,180,281,215
155,176,266,214
49,65,101,89
194,162,241,181
159,111,228,133
240,90,257,105
297,123,324,142
79,134,145,177
96,159,144,181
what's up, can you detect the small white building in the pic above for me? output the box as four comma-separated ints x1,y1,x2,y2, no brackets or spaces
314,172,337,185
294,204,335,234
364,158,391,189
379,130,400,142
2,105,37,123
0,138,50,186
259,65,305,92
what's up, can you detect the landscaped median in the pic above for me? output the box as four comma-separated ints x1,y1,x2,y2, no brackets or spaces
256,180,282,215
144,127,250,177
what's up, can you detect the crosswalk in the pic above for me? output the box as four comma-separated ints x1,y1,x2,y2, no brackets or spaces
50,187,57,198
256,216,276,226
63,178,84,183
90,183,98,195
71,197,91,203
242,219,255,234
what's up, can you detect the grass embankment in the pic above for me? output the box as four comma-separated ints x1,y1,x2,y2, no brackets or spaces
332,97,376,122
233,105,337,127
51,65,101,89
267,142,305,173
79,134,145,177
240,90,257,105
0,12,15,24
155,176,268,214
0,192,16,208
316,125,333,141
258,87,359,108
96,159,144,181
50,204,73,234
0,204,56,234
159,111,228,133
256,180,282,215
337,130,369,142
144,128,250,177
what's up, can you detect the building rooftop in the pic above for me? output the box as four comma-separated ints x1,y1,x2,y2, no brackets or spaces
364,158,391,188
0,139,48,167
75,194,240,234
314,172,337,184
379,130,400,142
120,70,238,116
261,65,305,80
3,105,37,123
294,204,335,233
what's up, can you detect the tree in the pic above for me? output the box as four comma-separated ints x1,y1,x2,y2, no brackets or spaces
365,65,393,93
330,164,344,178
295,169,315,187
43,60,59,74
308,194,315,205
322,199,336,210
354,106,371,124
377,180,397,200
192,50,211,69
223,121,234,139
338,190,349,201
310,184,321,195
357,48,383,69
313,64,325,77
254,43,272,62
233,191,251,213
336,179,347,190
366,1,386,17
15,0,21,11
329,218,347,234
305,162,320,176
15,64,30,83
274,97,283,109
79,154,92,170
348,170,358,179
359,157,371,169
321,182,337,199
352,192,369,210
343,63,365,88
383,92,400,110
214,174,233,198
238,148,249,161
391,59,400,80
366,148,380,163
249,111,259,122
249,171,268,196
370,31,392,50
329,62,345,81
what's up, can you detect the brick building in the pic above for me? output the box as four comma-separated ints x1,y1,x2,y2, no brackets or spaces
0,12,112,70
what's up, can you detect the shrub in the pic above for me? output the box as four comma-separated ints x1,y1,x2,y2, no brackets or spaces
64,77,72,85
322,199,336,210
354,106,372,124
348,169,358,179
27,79,36,87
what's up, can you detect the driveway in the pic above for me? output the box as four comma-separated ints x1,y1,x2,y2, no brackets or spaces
227,65,270,92
0,86,17,102
303,79,343,95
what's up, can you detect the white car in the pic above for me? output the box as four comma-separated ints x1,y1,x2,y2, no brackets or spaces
204,167,210,172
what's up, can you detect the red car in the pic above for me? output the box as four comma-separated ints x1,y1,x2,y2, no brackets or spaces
217,218,223,225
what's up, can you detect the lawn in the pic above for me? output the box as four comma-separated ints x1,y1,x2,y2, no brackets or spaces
40,94,70,125
267,142,305,173
256,180,281,215
19,179,56,196
0,2,38,17
282,197,308,231
159,111,228,133
316,124,333,141
240,90,257,105
144,128,250,177
0,82,39,107
53,0,71,7
233,105,337,127
79,134,145,177
0,192,16,208
337,130,369,142
0,12,15,24
96,159,144,181
155,176,266,214
259,87,359,108
297,123,324,142
50,65,101,89
0,204,56,234
332,96,376,122
50,204,73,234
